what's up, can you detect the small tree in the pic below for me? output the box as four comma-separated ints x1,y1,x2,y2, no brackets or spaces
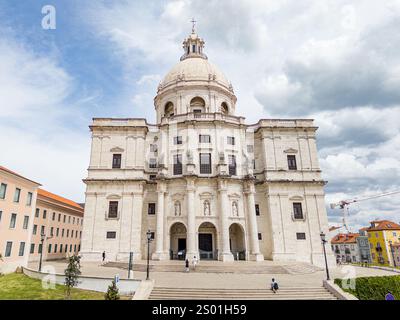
64,254,81,299
105,280,120,300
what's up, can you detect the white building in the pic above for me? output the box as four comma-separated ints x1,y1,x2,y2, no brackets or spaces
80,27,335,268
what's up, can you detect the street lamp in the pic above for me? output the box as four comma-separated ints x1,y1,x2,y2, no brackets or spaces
38,233,46,272
146,230,153,280
389,240,396,268
320,231,330,281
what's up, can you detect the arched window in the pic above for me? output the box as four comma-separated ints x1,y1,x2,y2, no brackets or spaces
164,102,174,117
190,97,205,113
221,102,229,115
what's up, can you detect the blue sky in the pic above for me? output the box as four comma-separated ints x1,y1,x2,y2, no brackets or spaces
0,0,399,230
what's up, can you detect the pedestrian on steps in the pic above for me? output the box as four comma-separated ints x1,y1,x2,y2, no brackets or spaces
185,258,190,272
102,251,106,264
192,256,198,270
270,278,279,293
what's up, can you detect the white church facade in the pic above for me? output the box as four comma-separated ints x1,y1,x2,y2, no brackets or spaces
80,27,335,267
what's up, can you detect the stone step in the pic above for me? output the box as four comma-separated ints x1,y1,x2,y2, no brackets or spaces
149,296,338,300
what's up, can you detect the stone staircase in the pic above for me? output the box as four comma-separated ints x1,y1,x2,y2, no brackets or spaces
148,287,338,300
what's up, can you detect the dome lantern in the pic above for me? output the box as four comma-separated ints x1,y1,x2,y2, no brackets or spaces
180,19,208,61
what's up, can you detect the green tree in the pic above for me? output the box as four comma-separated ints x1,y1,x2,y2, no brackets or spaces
105,280,120,300
64,254,81,299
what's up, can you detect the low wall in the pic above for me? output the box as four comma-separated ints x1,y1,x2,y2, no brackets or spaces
323,280,358,300
23,267,141,295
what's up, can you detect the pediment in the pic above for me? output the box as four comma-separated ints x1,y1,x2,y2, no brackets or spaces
110,147,125,152
199,192,213,200
106,194,121,200
171,193,185,201
228,193,241,199
284,148,298,154
289,195,304,201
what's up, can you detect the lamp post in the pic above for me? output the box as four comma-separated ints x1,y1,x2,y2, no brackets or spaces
320,231,330,281
146,230,153,280
389,240,396,268
38,233,46,272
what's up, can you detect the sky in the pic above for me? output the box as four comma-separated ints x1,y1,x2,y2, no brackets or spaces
0,0,399,231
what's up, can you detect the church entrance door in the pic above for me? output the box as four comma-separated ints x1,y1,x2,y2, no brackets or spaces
169,222,187,260
198,222,218,260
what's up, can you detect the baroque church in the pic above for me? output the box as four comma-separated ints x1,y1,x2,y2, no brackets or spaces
80,26,335,267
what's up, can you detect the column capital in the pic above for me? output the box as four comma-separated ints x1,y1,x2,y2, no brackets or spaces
157,182,167,193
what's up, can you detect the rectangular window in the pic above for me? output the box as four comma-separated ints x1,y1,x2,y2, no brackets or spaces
247,145,254,153
228,155,237,176
199,153,212,174
54,244,57,253
38,243,43,254
199,135,211,143
255,204,260,216
73,217,75,224
48,244,52,254
63,215,66,223
52,212,56,221
108,201,118,218
74,245,77,252
258,233,262,240
174,136,183,145
58,213,61,222
68,216,71,223
106,231,116,239
5,241,12,257
149,174,157,181
33,224,37,235
26,192,33,206
150,232,155,240
23,216,29,229
60,244,63,253
148,203,156,215
30,243,35,254
227,136,235,145
293,203,304,220
67,229,69,238
287,155,297,170
56,228,59,237
70,244,72,252
0,211,2,223
50,227,54,236
43,210,47,219
17,242,25,258
0,183,7,199
252,159,256,170
296,232,306,240
65,245,67,253
150,144,158,152
173,154,183,175
35,208,40,217
14,188,21,203
112,154,122,169
40,225,45,236
149,158,157,169
9,213,17,228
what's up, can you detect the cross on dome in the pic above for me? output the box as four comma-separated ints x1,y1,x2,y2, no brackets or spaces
180,20,207,61
191,18,196,34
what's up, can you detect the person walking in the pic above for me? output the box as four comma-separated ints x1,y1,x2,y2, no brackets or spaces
185,258,190,272
270,278,279,294
102,251,106,264
192,256,198,270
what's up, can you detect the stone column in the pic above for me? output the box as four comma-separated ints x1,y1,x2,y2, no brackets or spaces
218,180,234,261
131,187,144,260
186,179,198,260
152,182,168,260
245,182,264,261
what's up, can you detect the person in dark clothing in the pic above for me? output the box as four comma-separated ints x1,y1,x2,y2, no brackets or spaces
102,251,106,263
270,278,279,293
185,258,189,272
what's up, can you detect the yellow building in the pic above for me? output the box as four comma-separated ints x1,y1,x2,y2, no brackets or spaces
366,220,400,266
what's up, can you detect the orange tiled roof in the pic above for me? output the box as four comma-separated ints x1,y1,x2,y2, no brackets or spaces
38,188,83,211
367,220,400,231
0,165,41,186
331,233,359,244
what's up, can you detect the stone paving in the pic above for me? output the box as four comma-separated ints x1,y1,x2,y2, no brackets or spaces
28,260,397,289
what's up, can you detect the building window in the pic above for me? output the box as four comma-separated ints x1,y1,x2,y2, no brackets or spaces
56,228,59,237
50,227,54,237
58,213,61,222
173,154,183,175
149,158,157,169
30,243,35,254
14,188,21,203
65,245,68,253
258,233,262,240
35,208,40,218
63,215,66,223
60,244,63,253
0,183,7,199
199,153,212,174
174,136,183,145
38,243,43,254
26,192,33,206
247,145,254,153
106,231,116,239
199,135,211,143
70,244,72,252
252,159,256,170
149,174,157,181
48,244,52,254
287,155,297,170
23,216,29,229
293,203,304,220
68,216,71,223
40,226,45,236
52,212,56,221
150,144,158,152
54,244,58,253
67,229,69,238
228,155,237,176
227,136,235,145
255,204,260,216
9,213,17,229
296,232,306,240
0,211,2,223
5,241,12,257
33,224,37,235
108,201,118,218
148,203,156,215
43,210,47,219
150,232,155,240
112,154,122,169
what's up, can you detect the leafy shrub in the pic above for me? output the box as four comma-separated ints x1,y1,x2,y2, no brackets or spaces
105,280,120,300
335,275,400,300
